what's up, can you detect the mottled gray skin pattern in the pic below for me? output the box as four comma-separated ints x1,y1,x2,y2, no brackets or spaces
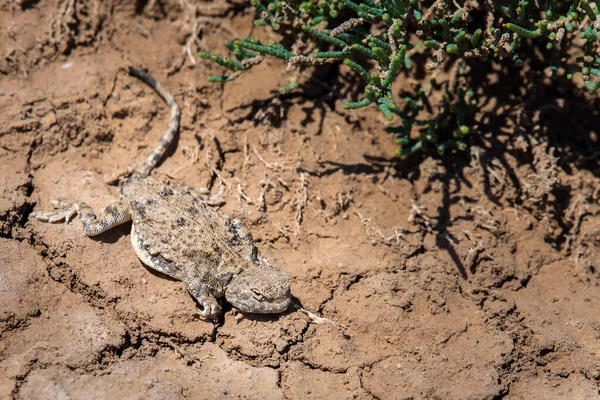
31,67,291,320
33,176,291,319
123,177,291,318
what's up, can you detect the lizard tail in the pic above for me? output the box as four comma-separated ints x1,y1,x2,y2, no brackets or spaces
127,67,181,178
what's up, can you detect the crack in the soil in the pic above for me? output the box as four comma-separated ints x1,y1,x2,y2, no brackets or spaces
483,302,533,395
30,235,220,359
19,132,38,226
316,288,335,314
358,367,380,400
451,256,582,398
290,355,348,374
278,318,311,357
10,357,59,400
0,309,42,338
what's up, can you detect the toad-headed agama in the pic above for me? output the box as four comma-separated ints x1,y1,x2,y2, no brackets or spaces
31,67,291,320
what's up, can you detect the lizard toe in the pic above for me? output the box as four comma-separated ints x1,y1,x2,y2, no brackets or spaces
31,207,77,224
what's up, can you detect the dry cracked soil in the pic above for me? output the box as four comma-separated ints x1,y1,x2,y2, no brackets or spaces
1,1,600,399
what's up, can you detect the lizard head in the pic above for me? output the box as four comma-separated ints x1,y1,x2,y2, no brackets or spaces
225,259,291,315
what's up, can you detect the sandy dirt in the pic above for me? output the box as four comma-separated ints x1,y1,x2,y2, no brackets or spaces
1,1,600,399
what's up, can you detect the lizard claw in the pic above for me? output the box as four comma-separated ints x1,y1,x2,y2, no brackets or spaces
31,202,77,224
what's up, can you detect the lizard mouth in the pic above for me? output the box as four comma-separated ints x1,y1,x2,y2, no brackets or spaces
257,295,291,314
226,293,291,315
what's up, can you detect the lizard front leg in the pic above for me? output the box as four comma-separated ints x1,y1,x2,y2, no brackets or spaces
31,199,131,236
183,263,223,319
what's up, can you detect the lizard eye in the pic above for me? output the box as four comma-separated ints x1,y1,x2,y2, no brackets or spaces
250,288,264,301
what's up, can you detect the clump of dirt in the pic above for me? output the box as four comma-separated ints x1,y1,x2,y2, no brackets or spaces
1,1,600,399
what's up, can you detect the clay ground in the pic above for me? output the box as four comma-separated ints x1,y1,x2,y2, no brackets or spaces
1,1,600,399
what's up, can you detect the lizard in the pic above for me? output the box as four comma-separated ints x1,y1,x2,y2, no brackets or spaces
30,67,291,320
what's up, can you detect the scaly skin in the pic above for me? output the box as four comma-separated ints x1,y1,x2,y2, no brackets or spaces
31,67,291,320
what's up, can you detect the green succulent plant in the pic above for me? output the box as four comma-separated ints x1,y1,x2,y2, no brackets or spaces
200,1,600,155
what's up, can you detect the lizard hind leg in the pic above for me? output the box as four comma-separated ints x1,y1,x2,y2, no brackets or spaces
31,199,132,237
